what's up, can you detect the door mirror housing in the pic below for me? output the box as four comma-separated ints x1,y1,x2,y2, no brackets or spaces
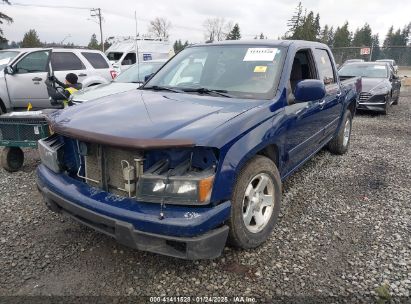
392,74,399,80
294,79,326,102
4,66,15,75
144,73,154,82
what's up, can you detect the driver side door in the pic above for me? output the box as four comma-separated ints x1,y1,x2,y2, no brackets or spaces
6,50,51,109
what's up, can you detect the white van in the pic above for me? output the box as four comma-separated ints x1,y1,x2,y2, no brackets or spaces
106,38,174,73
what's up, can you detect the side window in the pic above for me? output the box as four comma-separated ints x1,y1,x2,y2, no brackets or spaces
122,53,136,66
51,52,85,71
15,51,49,74
313,49,335,85
289,49,316,93
81,52,109,69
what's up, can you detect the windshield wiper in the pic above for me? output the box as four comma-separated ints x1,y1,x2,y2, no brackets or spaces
141,85,184,93
182,87,233,98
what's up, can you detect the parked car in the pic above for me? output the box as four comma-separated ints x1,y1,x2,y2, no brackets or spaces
0,48,117,112
376,59,398,74
339,61,401,113
71,59,167,103
106,38,174,73
37,40,360,259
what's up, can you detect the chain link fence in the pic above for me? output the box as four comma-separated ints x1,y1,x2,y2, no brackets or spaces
331,46,411,67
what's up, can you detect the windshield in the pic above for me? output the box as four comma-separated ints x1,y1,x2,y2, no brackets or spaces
115,62,164,83
339,64,388,78
144,45,286,99
107,52,123,62
0,51,19,69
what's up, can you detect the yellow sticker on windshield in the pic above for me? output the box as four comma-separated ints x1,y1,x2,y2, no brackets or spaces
254,66,267,73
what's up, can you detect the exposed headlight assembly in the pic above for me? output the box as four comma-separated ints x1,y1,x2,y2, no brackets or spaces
38,134,64,173
136,158,215,205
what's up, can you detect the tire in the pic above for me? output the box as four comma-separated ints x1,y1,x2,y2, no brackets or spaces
1,147,24,172
228,155,282,249
392,95,399,105
328,110,352,155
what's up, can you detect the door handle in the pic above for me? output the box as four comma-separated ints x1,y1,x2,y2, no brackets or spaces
319,100,326,108
32,77,42,81
78,73,87,77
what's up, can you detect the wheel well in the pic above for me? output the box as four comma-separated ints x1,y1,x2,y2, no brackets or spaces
347,98,356,116
257,144,279,168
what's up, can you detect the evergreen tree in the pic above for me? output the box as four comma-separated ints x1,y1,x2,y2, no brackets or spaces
88,33,100,50
226,23,241,40
0,0,13,43
259,33,265,39
352,23,372,47
21,29,42,47
371,34,381,61
286,2,303,38
383,26,394,47
333,22,351,47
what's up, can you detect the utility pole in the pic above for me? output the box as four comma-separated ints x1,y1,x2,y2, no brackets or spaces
90,8,104,52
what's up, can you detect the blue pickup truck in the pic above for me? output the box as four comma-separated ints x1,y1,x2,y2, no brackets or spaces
36,40,360,259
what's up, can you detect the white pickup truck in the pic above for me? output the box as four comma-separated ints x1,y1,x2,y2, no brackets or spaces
0,48,117,113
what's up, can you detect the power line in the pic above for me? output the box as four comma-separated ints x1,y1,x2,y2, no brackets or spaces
9,2,92,10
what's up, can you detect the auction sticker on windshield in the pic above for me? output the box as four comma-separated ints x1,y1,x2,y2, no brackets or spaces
243,48,278,61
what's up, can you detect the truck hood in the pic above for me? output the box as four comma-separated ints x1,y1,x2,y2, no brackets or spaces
49,90,262,149
361,78,390,92
71,82,139,102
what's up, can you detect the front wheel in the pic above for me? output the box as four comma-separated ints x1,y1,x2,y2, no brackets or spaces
228,155,281,249
327,110,352,155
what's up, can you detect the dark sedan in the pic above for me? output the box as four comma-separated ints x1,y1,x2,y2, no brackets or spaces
339,62,401,114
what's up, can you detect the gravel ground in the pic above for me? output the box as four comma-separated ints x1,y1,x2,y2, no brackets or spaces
0,96,410,303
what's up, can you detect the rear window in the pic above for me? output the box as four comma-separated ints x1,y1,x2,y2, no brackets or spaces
51,52,85,71
82,52,109,69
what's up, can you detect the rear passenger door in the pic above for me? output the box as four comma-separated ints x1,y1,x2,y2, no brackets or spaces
313,48,343,141
51,52,87,85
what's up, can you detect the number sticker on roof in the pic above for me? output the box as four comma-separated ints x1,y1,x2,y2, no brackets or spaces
243,48,278,61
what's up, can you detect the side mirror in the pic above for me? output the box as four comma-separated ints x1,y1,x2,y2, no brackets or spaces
144,73,154,82
392,74,399,80
4,66,14,75
294,79,326,102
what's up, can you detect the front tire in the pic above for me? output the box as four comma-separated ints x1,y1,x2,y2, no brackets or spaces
228,155,281,249
328,110,352,155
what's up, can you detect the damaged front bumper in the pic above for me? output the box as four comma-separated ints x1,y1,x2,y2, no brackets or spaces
36,164,230,259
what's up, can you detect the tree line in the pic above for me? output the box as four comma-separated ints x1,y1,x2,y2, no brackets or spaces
285,2,410,48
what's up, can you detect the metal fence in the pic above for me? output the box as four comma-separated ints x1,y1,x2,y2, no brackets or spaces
331,46,411,66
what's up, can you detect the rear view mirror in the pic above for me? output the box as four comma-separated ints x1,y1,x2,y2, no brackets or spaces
294,79,326,102
4,66,14,75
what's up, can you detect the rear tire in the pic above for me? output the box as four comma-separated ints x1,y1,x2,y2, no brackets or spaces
328,110,352,155
228,155,281,249
1,147,24,172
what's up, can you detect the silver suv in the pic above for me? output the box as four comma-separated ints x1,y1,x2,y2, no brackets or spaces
0,48,116,112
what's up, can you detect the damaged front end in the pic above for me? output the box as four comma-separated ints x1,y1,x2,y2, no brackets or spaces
38,134,219,206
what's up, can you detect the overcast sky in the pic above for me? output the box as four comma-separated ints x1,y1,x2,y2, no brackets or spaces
2,0,410,46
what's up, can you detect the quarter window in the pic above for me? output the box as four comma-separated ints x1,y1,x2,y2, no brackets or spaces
82,52,109,69
122,53,136,66
51,52,85,71
314,49,335,85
